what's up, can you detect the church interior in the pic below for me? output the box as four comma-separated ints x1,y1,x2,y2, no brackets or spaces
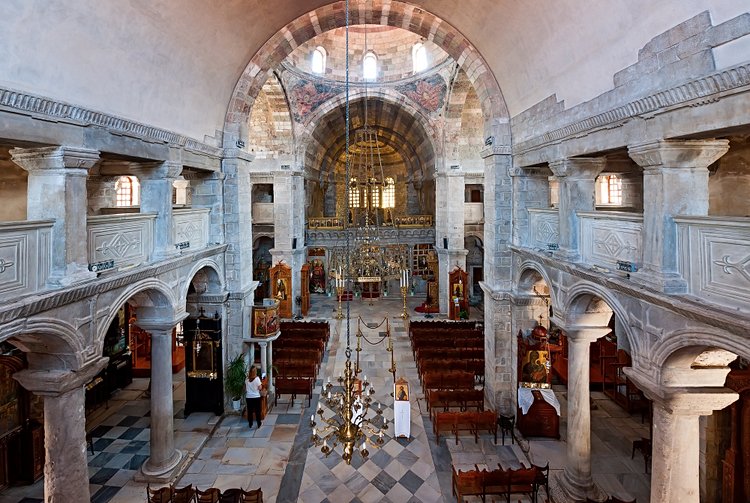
0,1,749,502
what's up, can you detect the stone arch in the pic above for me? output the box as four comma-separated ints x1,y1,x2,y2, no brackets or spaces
180,259,225,301
516,261,559,310
8,318,87,371
94,279,180,357
559,281,639,362
651,327,747,387
224,0,508,141
246,72,295,159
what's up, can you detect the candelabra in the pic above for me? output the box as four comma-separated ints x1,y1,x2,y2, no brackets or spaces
310,354,388,464
335,271,345,320
399,268,409,319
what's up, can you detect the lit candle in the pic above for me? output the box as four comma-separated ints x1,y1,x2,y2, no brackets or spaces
379,431,383,439
311,414,315,423
363,374,367,382
313,427,317,436
361,442,367,451
376,401,380,410
323,439,328,448
328,391,331,399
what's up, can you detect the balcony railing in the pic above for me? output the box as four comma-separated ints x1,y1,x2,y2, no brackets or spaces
676,215,750,314
527,208,559,249
0,220,53,301
87,213,156,271
173,208,210,251
307,216,344,230
394,215,433,228
252,202,274,225
578,211,643,271
464,203,484,225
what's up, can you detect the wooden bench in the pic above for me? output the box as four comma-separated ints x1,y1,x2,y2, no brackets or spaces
451,467,484,502
274,377,313,406
450,463,548,503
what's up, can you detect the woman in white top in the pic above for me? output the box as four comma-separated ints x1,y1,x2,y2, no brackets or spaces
245,366,263,428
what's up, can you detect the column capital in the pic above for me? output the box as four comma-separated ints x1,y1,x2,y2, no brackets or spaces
480,144,512,158
130,161,183,180
183,170,225,181
11,146,100,173
627,139,729,170
548,157,606,179
133,311,189,333
550,319,610,343
13,356,108,397
508,165,549,178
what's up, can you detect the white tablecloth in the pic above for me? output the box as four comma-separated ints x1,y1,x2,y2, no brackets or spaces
517,387,561,416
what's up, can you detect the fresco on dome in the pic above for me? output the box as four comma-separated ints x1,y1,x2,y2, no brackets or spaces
289,79,343,123
395,74,446,114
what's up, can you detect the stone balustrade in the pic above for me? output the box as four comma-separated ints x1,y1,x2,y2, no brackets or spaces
172,208,210,251
464,202,483,224
87,213,156,271
0,219,53,302
394,214,434,227
676,215,750,314
307,216,344,229
578,211,643,272
251,202,275,224
527,208,559,250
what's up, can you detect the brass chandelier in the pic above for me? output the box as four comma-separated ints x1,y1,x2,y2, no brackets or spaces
309,0,394,465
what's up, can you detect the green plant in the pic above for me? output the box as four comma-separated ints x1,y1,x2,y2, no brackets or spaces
225,353,247,401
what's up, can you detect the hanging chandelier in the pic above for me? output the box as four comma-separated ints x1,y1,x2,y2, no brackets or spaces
309,0,392,465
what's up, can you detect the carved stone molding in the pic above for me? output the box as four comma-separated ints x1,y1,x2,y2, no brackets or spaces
480,145,512,158
10,146,100,173
548,157,606,179
628,139,730,170
514,62,750,157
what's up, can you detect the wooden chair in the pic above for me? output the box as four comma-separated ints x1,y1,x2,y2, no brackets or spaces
146,485,172,503
195,487,221,503
240,488,263,503
219,488,243,503
172,484,194,503
498,414,515,445
451,467,484,502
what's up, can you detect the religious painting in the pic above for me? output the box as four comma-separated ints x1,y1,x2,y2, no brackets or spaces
521,349,549,384
395,74,447,114
309,259,326,293
396,382,409,401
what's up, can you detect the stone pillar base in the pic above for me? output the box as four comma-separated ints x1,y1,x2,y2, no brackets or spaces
136,449,189,483
553,470,606,502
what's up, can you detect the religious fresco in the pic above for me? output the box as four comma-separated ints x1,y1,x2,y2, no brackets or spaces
289,78,343,123
395,74,446,114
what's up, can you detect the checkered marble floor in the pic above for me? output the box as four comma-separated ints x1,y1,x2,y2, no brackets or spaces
0,294,651,503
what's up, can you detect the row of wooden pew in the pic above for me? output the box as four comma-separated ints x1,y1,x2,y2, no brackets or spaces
410,320,485,385
147,484,262,502
451,463,548,503
434,409,498,444
272,321,329,406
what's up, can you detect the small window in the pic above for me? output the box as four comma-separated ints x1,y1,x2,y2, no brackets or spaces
371,182,380,209
115,176,140,206
348,178,360,208
363,52,377,80
412,43,428,73
598,174,623,205
311,46,326,74
382,177,395,208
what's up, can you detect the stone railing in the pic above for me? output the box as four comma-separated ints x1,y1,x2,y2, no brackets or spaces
0,220,53,301
578,211,643,271
676,216,750,314
252,202,274,225
395,215,434,228
173,208,210,251
87,213,156,271
527,208,559,250
307,216,344,230
464,203,484,225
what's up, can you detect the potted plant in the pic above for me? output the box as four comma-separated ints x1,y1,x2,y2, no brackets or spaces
225,353,247,412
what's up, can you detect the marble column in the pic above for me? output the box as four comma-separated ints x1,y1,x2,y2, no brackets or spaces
627,139,729,292
14,357,108,503
134,319,186,477
625,370,738,503
259,341,268,381
267,340,275,394
11,146,100,286
548,158,606,262
556,326,610,501
131,161,183,260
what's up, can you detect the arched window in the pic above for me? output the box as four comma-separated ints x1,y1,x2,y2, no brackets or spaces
412,43,428,73
348,178,360,208
363,51,377,80
370,181,380,208
311,46,326,74
115,176,140,206
382,177,395,208
597,174,623,205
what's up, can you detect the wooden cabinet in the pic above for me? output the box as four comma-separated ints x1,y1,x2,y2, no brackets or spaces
270,262,293,319
601,349,648,414
300,263,310,316
448,267,469,320
517,390,560,439
183,313,224,416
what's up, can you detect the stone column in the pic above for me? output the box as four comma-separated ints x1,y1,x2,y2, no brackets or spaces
185,171,225,246
271,167,306,309
625,371,738,503
434,169,467,311
509,166,551,247
555,325,610,501
548,158,606,261
223,149,256,359
11,146,100,286
133,319,186,478
131,161,183,260
267,340,275,394
14,358,108,503
628,139,729,292
259,341,268,382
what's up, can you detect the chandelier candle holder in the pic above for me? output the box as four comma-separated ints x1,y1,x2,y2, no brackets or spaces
335,268,345,320
399,269,409,319
310,357,388,464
